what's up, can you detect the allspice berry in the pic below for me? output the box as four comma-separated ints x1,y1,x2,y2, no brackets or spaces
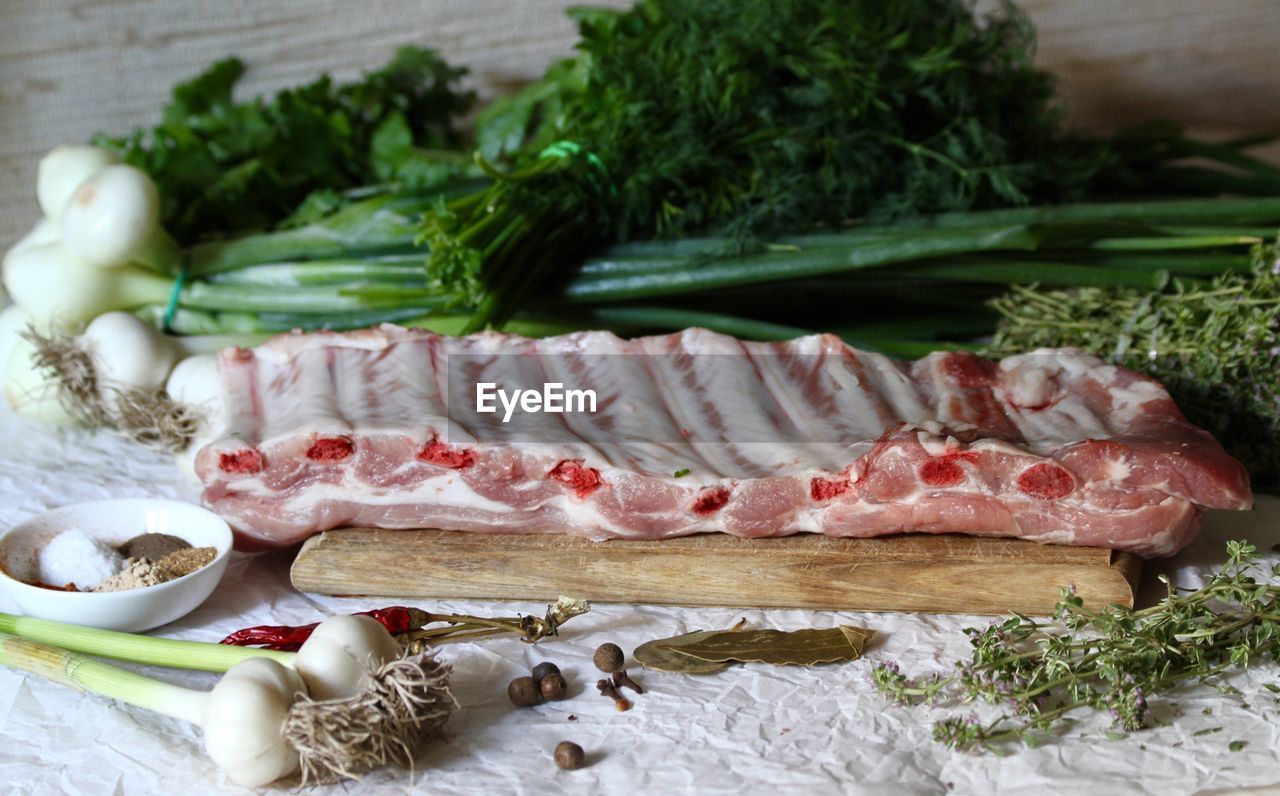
508,676,542,707
593,642,625,673
540,671,568,701
554,741,585,770
532,661,561,683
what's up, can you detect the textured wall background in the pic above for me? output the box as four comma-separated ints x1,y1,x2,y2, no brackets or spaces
2,0,1278,246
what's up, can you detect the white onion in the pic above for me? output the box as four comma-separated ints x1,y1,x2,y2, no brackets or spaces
36,145,120,221
167,354,226,481
81,311,180,397
3,333,77,425
164,353,223,409
3,218,61,268
2,242,170,332
60,164,163,269
0,305,29,388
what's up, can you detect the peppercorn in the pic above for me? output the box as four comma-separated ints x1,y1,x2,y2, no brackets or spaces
532,661,561,683
508,676,542,707
593,642,625,673
540,672,569,701
554,741,585,770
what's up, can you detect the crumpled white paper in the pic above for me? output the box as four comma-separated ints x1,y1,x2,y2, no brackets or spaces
0,409,1277,795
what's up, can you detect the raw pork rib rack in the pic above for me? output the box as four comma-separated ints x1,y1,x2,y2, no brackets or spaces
195,326,1251,556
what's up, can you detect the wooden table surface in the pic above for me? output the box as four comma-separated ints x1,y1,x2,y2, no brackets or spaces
3,0,1280,246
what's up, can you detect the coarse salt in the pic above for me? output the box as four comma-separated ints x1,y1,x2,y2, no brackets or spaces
37,528,123,590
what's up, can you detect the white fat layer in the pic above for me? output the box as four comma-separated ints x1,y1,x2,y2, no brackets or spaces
1107,375,1167,425
1019,528,1076,545
966,438,1026,456
1106,458,1132,483
246,473,518,515
917,433,956,457
1003,363,1056,408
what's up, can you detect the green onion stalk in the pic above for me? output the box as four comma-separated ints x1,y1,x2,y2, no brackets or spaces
0,602,588,671
127,196,1280,358
24,152,1276,357
0,623,453,787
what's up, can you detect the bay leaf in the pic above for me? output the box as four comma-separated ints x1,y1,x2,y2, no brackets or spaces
634,629,733,674
664,625,873,666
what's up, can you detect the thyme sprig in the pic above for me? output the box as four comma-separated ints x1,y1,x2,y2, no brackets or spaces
871,541,1280,752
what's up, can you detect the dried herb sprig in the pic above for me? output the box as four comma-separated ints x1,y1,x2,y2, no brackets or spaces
220,597,590,652
871,540,1280,752
400,596,591,650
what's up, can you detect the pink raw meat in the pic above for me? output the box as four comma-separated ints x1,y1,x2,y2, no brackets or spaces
193,326,1251,556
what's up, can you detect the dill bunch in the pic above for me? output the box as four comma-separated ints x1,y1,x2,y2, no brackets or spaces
433,0,1117,327
871,540,1280,752
989,239,1280,485
543,0,1106,235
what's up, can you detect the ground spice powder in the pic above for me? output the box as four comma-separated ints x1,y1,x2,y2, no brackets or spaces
95,559,163,592
156,546,216,580
94,546,217,592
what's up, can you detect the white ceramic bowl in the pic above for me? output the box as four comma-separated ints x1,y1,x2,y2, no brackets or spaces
0,499,232,632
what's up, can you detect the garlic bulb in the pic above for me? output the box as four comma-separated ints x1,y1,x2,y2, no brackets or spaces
202,657,307,788
293,615,403,701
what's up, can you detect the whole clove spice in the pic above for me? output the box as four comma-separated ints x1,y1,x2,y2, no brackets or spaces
596,678,632,712
612,670,644,694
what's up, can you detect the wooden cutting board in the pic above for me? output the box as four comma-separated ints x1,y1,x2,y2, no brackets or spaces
291,530,1142,615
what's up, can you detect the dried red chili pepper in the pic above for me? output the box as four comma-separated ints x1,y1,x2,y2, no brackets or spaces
220,599,591,650
219,606,428,651
362,606,423,637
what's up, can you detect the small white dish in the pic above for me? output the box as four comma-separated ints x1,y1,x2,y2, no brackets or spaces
0,498,232,632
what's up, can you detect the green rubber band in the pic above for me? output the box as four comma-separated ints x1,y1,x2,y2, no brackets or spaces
538,140,583,160
162,267,188,334
538,140,616,195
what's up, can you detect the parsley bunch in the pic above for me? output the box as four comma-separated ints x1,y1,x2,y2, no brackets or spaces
96,47,475,242
872,540,1280,752
990,240,1280,485
429,0,1118,328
